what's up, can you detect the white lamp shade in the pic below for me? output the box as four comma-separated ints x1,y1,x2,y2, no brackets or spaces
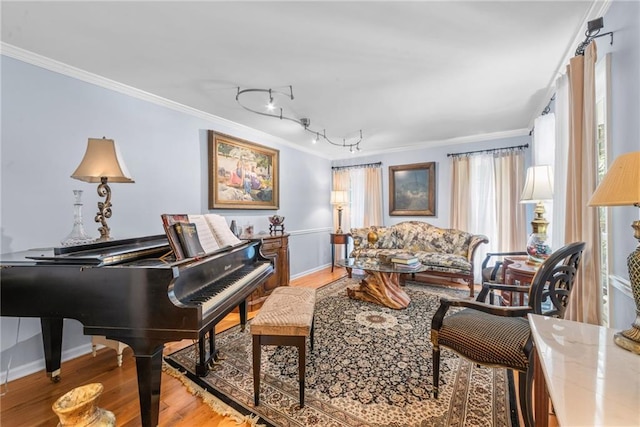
71,138,134,183
588,151,640,207
521,165,554,203
331,190,348,205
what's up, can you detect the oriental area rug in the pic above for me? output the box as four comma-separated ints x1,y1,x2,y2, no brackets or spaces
164,277,517,427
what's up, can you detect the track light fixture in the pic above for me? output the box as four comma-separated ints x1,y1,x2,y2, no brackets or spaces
236,85,363,152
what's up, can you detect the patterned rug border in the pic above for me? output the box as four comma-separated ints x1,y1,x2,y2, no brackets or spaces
165,277,519,427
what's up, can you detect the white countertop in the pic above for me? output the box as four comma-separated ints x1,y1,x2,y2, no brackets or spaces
528,314,640,426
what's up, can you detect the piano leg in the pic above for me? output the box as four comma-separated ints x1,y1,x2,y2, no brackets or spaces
239,300,247,332
40,318,63,382
132,344,164,427
196,331,216,377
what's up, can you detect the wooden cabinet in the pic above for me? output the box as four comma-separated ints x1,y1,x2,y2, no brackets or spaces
247,233,290,308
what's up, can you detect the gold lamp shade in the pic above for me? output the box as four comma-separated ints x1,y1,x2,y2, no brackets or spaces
71,138,134,183
588,151,640,355
588,151,640,207
330,190,349,206
71,138,134,241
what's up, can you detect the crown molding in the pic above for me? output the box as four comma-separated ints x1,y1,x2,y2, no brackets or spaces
335,128,531,160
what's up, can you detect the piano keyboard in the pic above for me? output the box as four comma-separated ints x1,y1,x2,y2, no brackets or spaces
186,262,272,315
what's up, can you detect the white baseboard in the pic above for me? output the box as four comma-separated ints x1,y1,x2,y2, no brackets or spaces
1,343,93,383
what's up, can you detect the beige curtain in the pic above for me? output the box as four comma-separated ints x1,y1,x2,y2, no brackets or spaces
450,152,526,250
363,167,383,226
451,151,526,283
494,152,527,251
564,42,602,325
450,156,471,230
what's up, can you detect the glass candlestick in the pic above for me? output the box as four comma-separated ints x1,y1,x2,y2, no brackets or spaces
61,190,93,246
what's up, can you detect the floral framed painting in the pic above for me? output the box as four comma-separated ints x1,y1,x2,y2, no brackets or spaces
208,131,279,210
389,162,436,216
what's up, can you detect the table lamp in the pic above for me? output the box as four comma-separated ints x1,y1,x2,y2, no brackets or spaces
71,137,134,241
521,165,554,264
588,151,640,354
331,190,348,234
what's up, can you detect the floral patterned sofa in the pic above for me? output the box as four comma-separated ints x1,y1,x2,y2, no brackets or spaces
349,221,489,297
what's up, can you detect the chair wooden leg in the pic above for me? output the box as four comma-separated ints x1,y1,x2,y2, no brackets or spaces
298,337,305,408
310,319,315,352
432,346,440,398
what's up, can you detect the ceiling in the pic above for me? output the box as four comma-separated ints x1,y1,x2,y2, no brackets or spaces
1,1,605,160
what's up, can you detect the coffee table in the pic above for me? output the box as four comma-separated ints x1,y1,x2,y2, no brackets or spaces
336,258,427,309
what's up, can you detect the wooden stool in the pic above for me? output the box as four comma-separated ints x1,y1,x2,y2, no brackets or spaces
251,286,316,408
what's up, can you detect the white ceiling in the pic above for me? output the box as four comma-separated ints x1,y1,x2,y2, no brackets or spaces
1,1,606,160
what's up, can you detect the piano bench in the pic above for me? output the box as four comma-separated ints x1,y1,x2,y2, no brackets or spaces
251,286,316,408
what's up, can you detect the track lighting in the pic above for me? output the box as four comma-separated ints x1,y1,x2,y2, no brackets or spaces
236,85,363,152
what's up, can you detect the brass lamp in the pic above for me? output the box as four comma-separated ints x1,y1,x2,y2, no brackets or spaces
588,151,640,354
71,137,134,241
520,165,554,264
330,190,349,234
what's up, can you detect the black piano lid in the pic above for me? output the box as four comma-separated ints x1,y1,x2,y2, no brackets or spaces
2,235,256,268
8,235,171,267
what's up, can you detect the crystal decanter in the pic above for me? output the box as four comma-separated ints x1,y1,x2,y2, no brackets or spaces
61,189,93,246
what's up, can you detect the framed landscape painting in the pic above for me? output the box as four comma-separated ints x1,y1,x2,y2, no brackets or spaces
208,131,279,210
389,162,436,216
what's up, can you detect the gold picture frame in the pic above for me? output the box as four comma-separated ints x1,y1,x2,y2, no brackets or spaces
208,131,279,210
389,162,436,216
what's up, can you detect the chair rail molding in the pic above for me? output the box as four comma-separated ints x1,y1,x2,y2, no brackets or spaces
610,274,632,299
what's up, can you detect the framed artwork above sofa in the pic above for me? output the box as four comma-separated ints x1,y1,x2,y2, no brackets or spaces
389,162,436,216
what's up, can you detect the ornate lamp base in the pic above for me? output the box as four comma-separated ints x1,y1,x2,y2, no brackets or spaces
614,325,640,355
615,220,640,355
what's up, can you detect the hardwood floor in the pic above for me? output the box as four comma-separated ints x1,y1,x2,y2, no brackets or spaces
0,266,556,426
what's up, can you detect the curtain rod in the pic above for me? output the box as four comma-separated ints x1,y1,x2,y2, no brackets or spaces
529,94,556,135
447,143,529,158
331,161,382,171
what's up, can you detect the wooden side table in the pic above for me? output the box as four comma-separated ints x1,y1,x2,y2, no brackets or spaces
503,256,538,305
330,233,351,272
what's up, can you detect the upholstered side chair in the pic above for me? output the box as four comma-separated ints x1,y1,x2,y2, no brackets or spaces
430,241,585,427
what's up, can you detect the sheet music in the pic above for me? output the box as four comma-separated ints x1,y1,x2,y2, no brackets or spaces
187,214,221,253
204,214,242,248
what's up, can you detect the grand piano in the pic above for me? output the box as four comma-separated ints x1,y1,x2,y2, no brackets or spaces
0,235,274,427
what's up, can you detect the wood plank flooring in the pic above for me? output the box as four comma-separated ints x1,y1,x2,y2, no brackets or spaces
0,266,556,426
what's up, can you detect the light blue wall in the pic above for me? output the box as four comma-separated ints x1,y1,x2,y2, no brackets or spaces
0,55,333,379
598,0,640,330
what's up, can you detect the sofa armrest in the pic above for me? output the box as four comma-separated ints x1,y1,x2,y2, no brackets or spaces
467,234,489,262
